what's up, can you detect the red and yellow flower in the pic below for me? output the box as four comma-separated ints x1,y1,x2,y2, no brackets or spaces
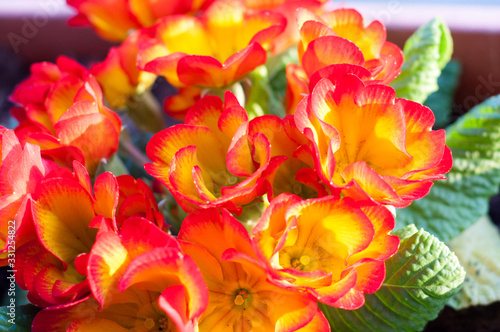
252,0,325,55
115,174,165,229
0,127,59,263
252,193,400,309
91,31,156,109
67,0,215,41
137,0,286,88
11,56,121,175
15,163,119,306
296,8,403,82
248,114,324,199
284,7,404,114
146,92,285,214
32,216,208,331
295,76,452,207
178,208,327,331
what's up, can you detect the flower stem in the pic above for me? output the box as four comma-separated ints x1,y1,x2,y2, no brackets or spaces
119,139,150,168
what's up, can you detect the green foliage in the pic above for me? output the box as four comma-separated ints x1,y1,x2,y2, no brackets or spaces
245,65,286,119
94,153,129,181
266,46,299,93
424,60,462,128
396,95,500,242
245,46,299,119
321,225,465,332
390,17,453,103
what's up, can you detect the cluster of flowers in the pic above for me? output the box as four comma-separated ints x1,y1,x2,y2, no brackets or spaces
1,0,452,330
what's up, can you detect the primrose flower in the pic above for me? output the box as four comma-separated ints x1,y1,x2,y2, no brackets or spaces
178,208,327,331
284,7,403,113
67,0,215,41
15,163,119,306
91,30,156,109
253,194,400,309
11,56,121,175
32,217,208,331
296,8,403,82
146,92,285,214
295,76,452,207
265,0,327,55
115,174,165,229
137,0,286,88
248,114,325,199
0,127,59,263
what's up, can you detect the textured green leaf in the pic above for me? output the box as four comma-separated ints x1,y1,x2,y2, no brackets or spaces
424,60,462,128
396,95,500,242
0,304,41,331
390,17,453,103
321,225,465,332
447,216,500,309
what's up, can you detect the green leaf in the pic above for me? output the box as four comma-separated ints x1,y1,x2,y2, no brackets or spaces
266,46,299,86
390,17,453,103
321,225,465,332
424,60,462,128
396,95,500,242
447,216,500,309
0,304,41,331
94,153,130,181
245,65,286,119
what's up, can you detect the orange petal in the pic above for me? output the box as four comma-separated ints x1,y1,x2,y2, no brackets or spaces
93,172,119,221
302,35,364,77
295,308,330,332
33,178,97,266
177,43,267,88
88,231,127,308
341,161,399,205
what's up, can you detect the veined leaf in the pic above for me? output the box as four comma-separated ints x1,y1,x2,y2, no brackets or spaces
396,95,500,242
321,225,465,332
448,216,500,309
390,17,453,103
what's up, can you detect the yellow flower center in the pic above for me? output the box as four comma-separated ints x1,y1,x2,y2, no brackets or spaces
290,255,311,269
280,246,320,272
300,255,311,266
234,289,250,307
